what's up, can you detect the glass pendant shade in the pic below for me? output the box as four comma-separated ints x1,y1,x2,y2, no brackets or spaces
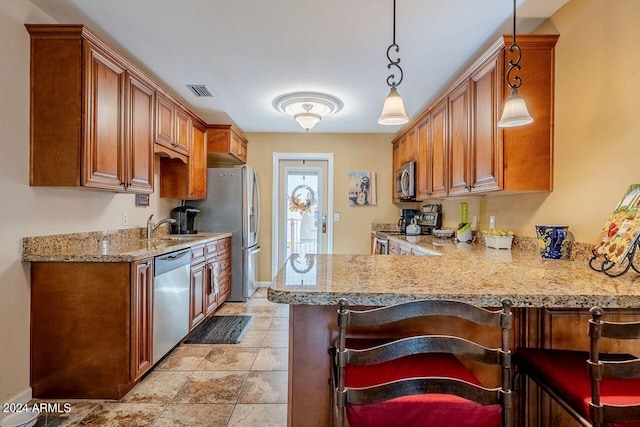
498,88,534,128
294,112,322,132
378,86,409,125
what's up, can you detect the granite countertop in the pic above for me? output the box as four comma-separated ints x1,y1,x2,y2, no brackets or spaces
268,235,640,308
22,229,232,262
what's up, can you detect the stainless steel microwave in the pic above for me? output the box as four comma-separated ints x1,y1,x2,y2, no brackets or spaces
395,162,415,200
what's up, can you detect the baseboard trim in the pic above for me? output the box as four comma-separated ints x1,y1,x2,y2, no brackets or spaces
0,387,32,420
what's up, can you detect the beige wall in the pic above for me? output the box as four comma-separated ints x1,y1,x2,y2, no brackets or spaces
246,133,400,280
0,0,179,406
435,0,640,244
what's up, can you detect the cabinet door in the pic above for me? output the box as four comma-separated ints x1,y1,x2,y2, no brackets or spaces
205,258,220,315
470,57,501,193
131,259,153,380
448,81,471,196
430,99,448,198
174,107,191,156
416,116,431,200
83,43,126,191
189,123,207,199
190,262,206,330
125,72,154,193
392,142,401,202
155,94,174,150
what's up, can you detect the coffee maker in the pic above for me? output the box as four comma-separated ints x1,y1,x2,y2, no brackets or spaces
417,204,443,235
170,204,201,234
398,209,419,234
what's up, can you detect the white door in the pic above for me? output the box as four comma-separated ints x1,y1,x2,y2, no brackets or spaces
272,153,333,277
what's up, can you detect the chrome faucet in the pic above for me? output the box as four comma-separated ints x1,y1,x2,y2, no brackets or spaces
146,214,176,239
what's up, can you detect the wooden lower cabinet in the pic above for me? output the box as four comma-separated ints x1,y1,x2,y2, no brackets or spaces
189,237,232,330
30,259,154,399
519,308,640,426
131,259,153,380
189,259,207,330
217,238,232,302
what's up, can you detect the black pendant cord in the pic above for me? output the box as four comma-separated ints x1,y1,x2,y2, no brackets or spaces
385,0,403,88
505,0,522,90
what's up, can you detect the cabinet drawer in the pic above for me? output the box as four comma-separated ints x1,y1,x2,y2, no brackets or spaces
219,256,231,272
206,241,218,257
219,277,231,295
190,244,206,264
218,238,231,253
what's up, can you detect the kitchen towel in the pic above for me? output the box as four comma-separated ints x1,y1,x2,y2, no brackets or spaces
183,315,254,344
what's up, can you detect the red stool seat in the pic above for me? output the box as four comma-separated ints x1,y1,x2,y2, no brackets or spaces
516,348,640,427
345,352,501,427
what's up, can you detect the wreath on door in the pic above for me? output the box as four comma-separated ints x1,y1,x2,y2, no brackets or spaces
288,184,317,215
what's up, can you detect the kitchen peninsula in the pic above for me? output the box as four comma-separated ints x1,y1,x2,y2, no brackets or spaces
267,240,640,426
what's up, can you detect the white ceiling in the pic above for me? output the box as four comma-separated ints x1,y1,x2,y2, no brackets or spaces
30,0,569,133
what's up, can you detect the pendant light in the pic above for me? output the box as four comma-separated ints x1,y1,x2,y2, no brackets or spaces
498,0,534,128
378,0,409,126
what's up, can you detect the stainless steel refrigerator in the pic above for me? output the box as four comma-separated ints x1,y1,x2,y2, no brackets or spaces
191,166,260,302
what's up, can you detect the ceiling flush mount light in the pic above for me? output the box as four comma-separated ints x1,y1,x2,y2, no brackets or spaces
273,92,343,132
378,0,409,126
498,0,534,128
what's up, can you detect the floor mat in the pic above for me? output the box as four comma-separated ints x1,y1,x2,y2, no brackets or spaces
183,315,254,344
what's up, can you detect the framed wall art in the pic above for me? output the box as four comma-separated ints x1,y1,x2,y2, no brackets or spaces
348,171,376,206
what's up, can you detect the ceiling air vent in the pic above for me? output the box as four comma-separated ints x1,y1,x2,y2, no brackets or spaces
187,84,214,97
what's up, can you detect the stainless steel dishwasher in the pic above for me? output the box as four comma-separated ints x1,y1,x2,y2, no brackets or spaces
153,248,191,364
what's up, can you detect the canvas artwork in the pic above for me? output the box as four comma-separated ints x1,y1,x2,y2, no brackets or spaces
348,171,377,206
593,184,640,264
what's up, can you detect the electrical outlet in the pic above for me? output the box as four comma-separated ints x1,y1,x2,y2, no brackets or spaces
489,215,496,229
122,212,129,226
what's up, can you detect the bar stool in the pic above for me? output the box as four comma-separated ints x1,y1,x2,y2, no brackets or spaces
515,306,640,427
328,298,513,427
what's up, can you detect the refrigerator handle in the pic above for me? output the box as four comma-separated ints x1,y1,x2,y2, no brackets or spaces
249,245,261,255
253,170,261,242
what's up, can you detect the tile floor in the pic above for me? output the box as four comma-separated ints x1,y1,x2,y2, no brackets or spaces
32,287,289,426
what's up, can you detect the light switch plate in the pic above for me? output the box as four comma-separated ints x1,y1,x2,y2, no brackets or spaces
334,213,340,222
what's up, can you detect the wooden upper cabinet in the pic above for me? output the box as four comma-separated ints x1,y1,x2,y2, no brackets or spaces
447,81,471,197
206,125,248,165
415,116,430,200
469,56,501,193
160,118,207,200
430,99,448,199
27,25,154,193
500,35,558,192
154,93,190,162
155,94,175,150
175,108,191,155
82,43,126,191
125,72,154,193
388,34,558,201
